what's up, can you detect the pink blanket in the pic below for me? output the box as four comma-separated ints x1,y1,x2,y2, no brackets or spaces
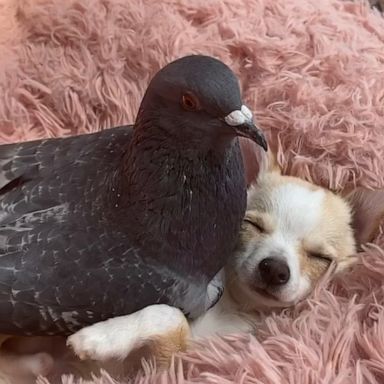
1,0,384,383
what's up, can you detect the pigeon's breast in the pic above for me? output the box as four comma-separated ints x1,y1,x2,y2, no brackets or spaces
124,140,247,280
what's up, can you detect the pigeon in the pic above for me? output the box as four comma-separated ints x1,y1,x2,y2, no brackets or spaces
0,55,267,336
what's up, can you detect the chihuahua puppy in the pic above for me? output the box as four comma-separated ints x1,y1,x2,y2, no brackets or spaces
2,149,384,382
64,149,384,373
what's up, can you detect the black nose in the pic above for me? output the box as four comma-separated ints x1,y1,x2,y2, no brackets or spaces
259,257,290,286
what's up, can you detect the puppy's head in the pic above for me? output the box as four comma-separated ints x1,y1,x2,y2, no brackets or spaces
231,144,384,309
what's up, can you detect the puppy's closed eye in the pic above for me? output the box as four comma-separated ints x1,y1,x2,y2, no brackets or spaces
244,217,266,233
308,252,332,265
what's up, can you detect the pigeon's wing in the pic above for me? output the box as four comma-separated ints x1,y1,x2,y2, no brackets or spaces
0,137,75,273
0,127,142,334
0,126,210,336
0,141,38,191
0,234,180,335
0,126,132,224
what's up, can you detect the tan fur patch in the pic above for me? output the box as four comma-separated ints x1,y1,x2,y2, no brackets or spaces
149,317,190,368
298,246,330,284
298,187,357,280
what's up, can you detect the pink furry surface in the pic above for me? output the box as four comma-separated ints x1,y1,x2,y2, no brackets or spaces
1,0,384,383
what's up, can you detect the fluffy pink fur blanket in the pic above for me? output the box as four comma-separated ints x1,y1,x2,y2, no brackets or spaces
1,0,384,383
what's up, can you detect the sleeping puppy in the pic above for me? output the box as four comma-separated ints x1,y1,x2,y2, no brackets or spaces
2,148,384,382
64,148,384,375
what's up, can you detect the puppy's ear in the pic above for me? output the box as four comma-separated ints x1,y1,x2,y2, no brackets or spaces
345,188,384,249
239,138,280,186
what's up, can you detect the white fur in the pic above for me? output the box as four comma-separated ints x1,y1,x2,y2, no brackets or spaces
67,304,186,361
260,183,324,303
271,183,324,237
68,297,253,354
271,184,324,302
190,294,253,339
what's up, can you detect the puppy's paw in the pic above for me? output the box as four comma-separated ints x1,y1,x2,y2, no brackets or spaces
67,325,112,361
67,305,190,363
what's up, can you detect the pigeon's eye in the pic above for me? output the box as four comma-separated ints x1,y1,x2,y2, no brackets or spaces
181,93,200,111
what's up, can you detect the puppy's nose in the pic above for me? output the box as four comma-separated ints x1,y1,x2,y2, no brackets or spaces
259,257,290,286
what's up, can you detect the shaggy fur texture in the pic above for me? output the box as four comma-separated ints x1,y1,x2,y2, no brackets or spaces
1,0,384,383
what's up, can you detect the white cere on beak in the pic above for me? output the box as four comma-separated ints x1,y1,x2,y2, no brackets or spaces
241,105,253,120
224,105,253,126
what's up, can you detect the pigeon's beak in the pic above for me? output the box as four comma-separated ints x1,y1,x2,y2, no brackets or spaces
234,120,268,151
224,106,268,151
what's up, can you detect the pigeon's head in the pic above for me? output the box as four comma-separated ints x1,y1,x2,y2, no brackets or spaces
136,55,267,151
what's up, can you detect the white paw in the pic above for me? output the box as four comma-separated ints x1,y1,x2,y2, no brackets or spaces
67,305,188,363
67,324,114,361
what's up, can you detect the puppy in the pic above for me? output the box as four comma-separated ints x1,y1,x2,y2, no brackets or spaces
2,149,384,382
64,149,384,374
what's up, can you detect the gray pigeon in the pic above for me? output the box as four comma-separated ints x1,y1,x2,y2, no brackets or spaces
0,55,267,336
